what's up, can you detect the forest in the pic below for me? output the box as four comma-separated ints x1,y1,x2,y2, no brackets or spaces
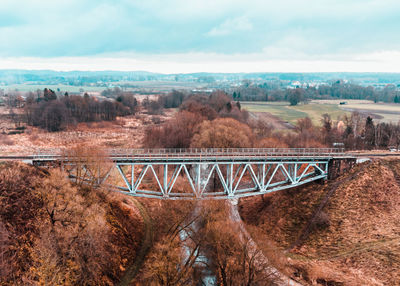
23,89,138,131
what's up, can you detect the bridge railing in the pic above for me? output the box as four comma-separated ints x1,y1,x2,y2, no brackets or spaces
109,148,345,158
28,148,346,161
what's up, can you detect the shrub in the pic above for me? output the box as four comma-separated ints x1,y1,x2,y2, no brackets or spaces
191,117,254,148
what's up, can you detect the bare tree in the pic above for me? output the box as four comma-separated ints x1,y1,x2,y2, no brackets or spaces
140,201,201,285
62,145,113,188
200,201,275,286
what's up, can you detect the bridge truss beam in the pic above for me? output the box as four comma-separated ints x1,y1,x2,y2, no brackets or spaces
65,159,329,199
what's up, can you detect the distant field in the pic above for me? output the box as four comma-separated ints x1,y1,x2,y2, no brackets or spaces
1,81,206,93
242,101,349,126
241,102,307,124
119,80,207,89
242,100,400,126
312,99,400,123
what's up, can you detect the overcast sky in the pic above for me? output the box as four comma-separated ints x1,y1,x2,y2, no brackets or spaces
1,0,400,73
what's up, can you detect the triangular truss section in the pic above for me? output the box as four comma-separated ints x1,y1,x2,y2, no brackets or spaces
166,164,197,198
65,159,330,199
232,164,261,195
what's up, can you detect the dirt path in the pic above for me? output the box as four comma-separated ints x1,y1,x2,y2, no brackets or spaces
118,198,153,286
250,111,295,130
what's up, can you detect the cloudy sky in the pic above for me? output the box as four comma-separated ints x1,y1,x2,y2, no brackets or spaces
0,0,400,73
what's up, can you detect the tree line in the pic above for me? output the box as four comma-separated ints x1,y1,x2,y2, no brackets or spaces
24,89,138,131
322,113,400,150
144,90,400,151
232,80,400,105
8,87,400,150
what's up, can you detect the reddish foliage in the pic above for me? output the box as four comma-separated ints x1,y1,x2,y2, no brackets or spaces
144,111,204,148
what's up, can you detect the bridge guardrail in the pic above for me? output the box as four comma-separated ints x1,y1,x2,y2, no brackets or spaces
109,147,345,157
27,148,346,161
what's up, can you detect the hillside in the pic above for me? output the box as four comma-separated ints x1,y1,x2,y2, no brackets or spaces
0,162,144,285
239,159,400,285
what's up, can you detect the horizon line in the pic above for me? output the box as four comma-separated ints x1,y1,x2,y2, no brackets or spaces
1,69,400,75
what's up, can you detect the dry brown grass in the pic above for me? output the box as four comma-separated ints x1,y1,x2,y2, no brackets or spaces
0,111,174,155
239,160,400,285
0,134,14,146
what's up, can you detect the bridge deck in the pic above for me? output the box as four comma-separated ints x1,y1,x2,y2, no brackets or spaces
1,148,352,162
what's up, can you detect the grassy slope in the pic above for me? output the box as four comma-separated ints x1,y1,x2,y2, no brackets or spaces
239,159,400,285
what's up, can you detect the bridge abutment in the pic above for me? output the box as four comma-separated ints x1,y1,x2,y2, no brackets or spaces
328,158,356,180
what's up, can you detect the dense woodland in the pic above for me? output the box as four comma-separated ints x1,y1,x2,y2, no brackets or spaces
23,89,138,131
0,158,142,285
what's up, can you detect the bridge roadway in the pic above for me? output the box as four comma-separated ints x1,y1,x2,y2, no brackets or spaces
1,148,355,199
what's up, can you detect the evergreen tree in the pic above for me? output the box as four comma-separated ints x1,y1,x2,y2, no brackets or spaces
236,101,241,110
364,116,375,149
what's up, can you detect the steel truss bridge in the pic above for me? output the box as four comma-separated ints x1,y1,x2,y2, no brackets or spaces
21,148,354,200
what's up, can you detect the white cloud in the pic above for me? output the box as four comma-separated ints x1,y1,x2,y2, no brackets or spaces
207,16,253,36
0,0,400,66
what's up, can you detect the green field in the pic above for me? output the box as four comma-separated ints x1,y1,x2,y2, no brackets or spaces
241,102,307,123
242,101,350,126
242,100,400,126
291,103,350,124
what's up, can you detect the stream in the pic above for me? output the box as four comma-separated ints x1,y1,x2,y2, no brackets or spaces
179,204,217,286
